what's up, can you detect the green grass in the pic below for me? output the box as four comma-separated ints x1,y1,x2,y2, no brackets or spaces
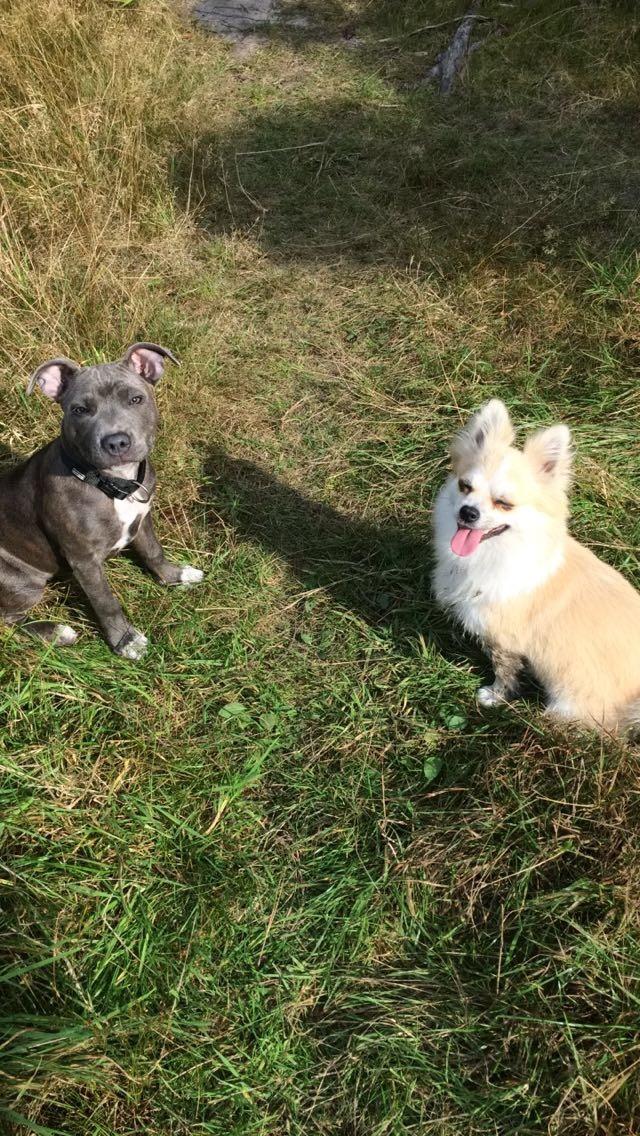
1,1,640,1133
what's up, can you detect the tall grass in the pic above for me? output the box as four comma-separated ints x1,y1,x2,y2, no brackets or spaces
0,1,190,394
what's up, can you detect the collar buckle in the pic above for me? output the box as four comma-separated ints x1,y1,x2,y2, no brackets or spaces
129,482,151,504
60,448,149,503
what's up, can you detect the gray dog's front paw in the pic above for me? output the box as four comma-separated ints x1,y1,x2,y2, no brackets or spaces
178,565,204,586
114,628,149,661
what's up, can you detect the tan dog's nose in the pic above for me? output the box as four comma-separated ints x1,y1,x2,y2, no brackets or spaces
459,504,480,525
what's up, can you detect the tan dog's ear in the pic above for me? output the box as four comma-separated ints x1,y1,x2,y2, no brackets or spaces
524,424,572,489
27,358,80,401
451,399,514,466
122,342,180,385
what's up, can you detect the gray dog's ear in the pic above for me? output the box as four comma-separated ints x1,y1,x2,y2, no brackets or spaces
27,357,81,400
122,342,180,385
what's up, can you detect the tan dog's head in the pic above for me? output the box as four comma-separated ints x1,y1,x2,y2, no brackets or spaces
445,399,572,558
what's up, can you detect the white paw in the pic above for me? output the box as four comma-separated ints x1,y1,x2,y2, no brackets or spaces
118,630,149,661
179,565,204,586
53,623,79,646
477,685,503,708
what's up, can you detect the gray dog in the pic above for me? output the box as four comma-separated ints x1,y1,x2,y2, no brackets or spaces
0,342,203,660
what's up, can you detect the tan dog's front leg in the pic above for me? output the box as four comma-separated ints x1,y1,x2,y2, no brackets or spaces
478,645,523,708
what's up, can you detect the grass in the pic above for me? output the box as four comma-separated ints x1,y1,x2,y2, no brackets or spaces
1,0,640,1132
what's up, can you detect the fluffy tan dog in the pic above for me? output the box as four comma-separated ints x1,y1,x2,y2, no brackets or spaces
433,399,640,732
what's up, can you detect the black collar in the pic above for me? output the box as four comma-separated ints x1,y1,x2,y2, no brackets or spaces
60,447,149,502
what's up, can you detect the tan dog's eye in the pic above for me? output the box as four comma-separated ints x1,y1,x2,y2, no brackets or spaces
458,479,472,494
494,499,514,511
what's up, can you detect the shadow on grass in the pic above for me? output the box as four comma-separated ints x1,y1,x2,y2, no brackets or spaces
171,30,640,272
201,446,483,659
199,449,556,724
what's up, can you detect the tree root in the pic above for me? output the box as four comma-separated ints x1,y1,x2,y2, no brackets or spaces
424,5,503,94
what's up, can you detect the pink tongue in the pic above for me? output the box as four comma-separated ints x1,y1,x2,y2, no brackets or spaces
451,526,484,557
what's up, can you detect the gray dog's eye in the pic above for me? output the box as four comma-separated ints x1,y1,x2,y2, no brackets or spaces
129,395,143,405
72,405,89,416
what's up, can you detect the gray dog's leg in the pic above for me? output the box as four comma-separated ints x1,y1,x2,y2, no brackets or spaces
130,514,203,587
477,646,522,708
68,555,147,660
21,620,79,645
0,567,77,646
4,612,79,645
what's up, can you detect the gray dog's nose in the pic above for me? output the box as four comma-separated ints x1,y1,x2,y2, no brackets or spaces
101,432,131,457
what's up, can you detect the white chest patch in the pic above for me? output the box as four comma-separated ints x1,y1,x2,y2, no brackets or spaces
111,496,151,552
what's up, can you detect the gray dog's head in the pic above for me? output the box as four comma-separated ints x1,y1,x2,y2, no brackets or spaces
28,342,179,469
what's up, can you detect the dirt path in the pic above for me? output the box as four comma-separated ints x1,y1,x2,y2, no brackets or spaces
192,0,309,41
